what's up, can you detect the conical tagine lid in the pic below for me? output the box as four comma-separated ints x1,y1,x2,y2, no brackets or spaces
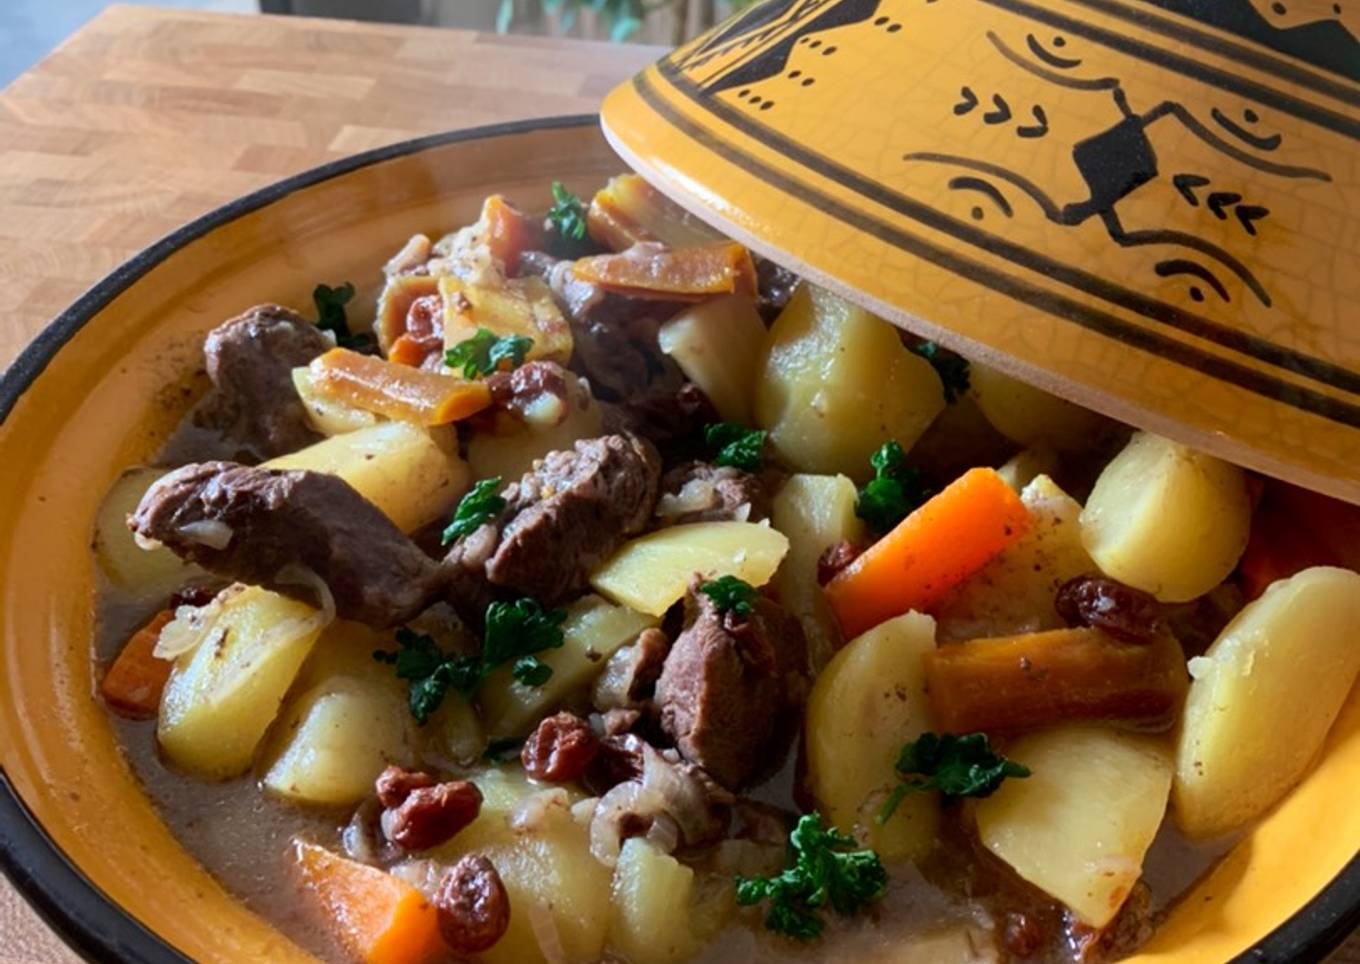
600,0,1360,503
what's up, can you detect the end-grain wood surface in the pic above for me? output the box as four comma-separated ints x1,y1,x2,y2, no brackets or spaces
0,6,1354,964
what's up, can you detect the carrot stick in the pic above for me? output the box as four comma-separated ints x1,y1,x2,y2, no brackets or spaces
309,347,491,426
293,840,446,964
926,627,1188,734
481,194,544,273
586,174,721,251
571,241,756,300
825,467,1030,639
100,610,176,720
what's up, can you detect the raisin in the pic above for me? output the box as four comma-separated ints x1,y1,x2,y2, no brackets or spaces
374,765,437,809
385,780,482,851
435,854,510,955
521,712,599,783
169,585,219,609
1055,575,1165,644
587,732,647,792
1003,910,1046,958
817,540,860,585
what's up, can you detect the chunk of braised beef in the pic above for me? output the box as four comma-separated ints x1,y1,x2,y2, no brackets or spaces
478,434,661,603
521,712,600,783
586,732,648,792
656,461,769,525
129,462,446,627
601,380,718,453
383,780,483,851
592,627,671,713
1003,910,1048,959
1055,575,1165,644
654,585,809,790
435,855,510,955
197,304,330,457
374,765,438,809
817,540,861,586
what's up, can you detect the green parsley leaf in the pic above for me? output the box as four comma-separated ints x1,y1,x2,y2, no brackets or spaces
372,629,479,724
705,422,766,472
512,655,553,687
912,341,971,404
877,732,1030,823
442,477,506,545
855,441,934,534
735,814,887,941
444,328,534,379
699,574,758,620
483,597,567,668
313,282,354,337
375,598,566,723
547,181,588,242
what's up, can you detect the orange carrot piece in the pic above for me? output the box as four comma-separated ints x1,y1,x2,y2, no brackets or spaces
100,610,176,720
825,467,1031,639
294,840,446,964
309,347,491,426
571,241,757,301
586,174,721,251
926,628,1188,734
482,194,544,272
387,334,433,368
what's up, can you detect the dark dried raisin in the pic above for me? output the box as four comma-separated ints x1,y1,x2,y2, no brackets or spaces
435,854,510,955
374,765,437,809
817,541,860,586
385,780,482,851
1055,575,1164,644
521,712,599,783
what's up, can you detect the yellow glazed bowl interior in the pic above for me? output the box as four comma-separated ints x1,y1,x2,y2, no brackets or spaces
0,116,1355,963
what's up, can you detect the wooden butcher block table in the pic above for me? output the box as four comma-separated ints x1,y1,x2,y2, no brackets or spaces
0,5,1353,964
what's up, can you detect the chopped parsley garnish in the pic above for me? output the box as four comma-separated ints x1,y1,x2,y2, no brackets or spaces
705,422,766,472
546,181,588,242
855,441,933,534
877,732,1030,823
735,814,887,941
312,281,374,353
441,477,506,545
372,628,481,725
374,598,566,723
699,574,759,620
912,341,970,404
444,328,533,379
483,597,567,669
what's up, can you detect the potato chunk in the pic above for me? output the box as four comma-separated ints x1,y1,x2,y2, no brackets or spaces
478,595,657,738
932,475,1093,644
770,474,866,672
804,612,939,861
466,376,603,484
1174,566,1360,839
976,726,1171,927
969,363,1106,451
439,790,611,964
94,467,199,600
658,294,767,424
1080,431,1250,602
266,420,467,534
754,285,944,479
158,585,325,779
291,366,379,437
609,838,698,964
590,521,789,617
261,676,414,807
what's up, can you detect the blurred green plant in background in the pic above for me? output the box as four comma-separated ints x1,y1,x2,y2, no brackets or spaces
498,0,758,42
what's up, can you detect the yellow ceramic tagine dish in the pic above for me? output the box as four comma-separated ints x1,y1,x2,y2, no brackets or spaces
0,1,1357,962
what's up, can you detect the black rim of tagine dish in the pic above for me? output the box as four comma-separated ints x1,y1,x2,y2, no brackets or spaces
0,113,1357,964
